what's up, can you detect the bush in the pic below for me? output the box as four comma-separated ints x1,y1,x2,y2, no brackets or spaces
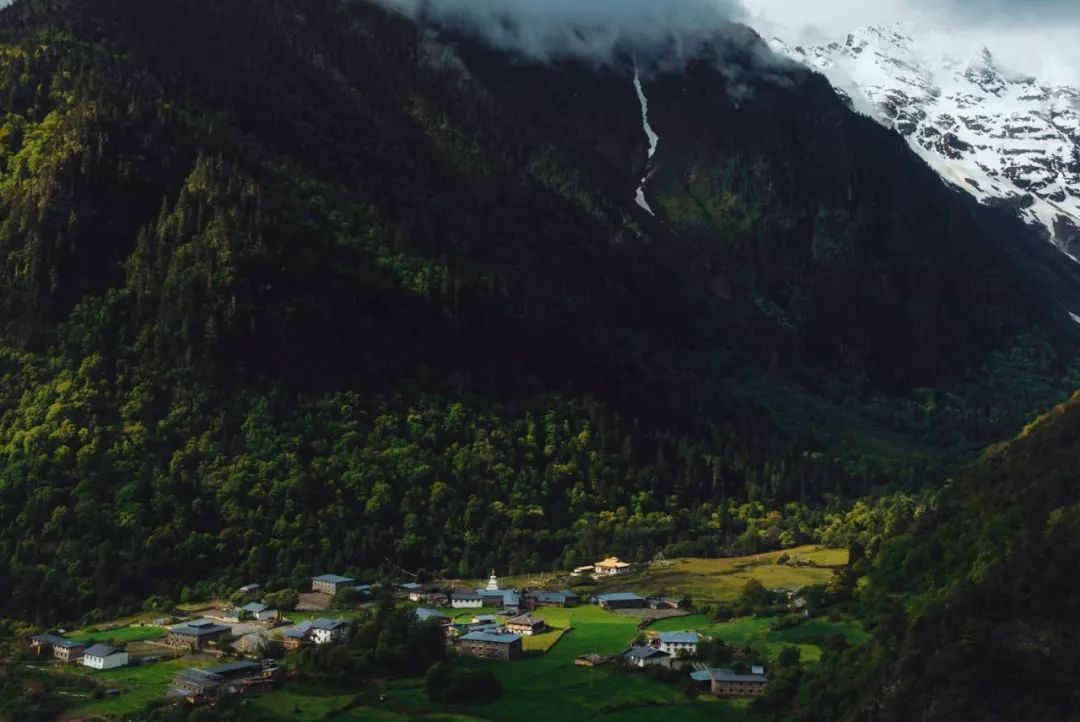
425,662,502,705
264,589,300,611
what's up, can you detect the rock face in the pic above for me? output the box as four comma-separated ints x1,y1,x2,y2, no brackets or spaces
772,25,1080,259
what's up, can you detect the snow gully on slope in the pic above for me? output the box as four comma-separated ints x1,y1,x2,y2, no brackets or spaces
633,66,659,216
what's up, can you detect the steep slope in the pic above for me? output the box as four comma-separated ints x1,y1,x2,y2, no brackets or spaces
794,392,1080,722
0,0,1078,622
773,24,1080,258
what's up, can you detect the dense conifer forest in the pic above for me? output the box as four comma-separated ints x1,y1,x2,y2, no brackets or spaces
0,7,1078,703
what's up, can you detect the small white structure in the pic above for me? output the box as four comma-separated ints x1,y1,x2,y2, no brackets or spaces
571,565,595,577
451,591,483,609
242,602,278,621
594,557,632,576
624,645,670,668
309,618,347,645
658,631,700,657
485,571,500,591
81,644,129,670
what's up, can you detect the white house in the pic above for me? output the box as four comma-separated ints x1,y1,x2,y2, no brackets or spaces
309,618,348,645
242,602,278,621
658,631,700,657
594,556,632,576
81,644,129,670
451,591,483,609
624,645,671,668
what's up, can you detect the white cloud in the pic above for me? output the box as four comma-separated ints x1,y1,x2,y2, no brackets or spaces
374,0,746,64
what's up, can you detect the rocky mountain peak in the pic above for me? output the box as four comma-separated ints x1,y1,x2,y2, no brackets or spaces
774,24,1080,259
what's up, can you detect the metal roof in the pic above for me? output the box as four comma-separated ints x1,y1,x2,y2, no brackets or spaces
310,618,347,631
241,602,269,613
312,574,354,584
476,588,520,605
597,592,643,602
169,621,229,636
526,590,579,603
460,631,521,644
507,614,545,625
659,632,700,644
83,644,119,657
625,645,669,659
708,668,768,683
32,633,82,648
452,591,482,599
207,661,261,676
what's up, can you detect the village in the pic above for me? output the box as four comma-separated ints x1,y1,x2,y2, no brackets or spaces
17,547,856,720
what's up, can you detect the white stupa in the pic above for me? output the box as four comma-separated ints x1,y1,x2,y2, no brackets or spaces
486,571,499,591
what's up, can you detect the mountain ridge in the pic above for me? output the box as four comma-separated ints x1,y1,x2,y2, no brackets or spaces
772,23,1080,260
0,0,1077,627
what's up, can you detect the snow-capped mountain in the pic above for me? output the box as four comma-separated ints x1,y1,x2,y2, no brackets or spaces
772,25,1080,259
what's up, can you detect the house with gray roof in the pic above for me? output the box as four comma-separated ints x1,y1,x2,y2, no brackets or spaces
165,619,230,649
698,667,768,697
173,668,226,696
309,618,348,645
596,592,646,610
657,631,700,657
30,634,85,661
311,574,355,595
241,602,278,621
624,645,671,668
524,589,581,608
451,590,483,609
459,631,523,661
506,613,548,636
81,644,129,670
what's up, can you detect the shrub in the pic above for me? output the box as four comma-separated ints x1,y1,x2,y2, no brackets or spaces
426,662,502,705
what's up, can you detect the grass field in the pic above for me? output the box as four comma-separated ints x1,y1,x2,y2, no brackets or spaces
250,681,357,721
522,626,568,653
70,657,213,718
374,605,754,722
647,613,867,664
71,626,166,644
588,546,846,606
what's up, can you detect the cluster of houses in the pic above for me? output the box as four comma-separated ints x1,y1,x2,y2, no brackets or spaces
622,630,769,697
623,631,703,668
26,556,771,700
406,573,564,662
30,634,130,670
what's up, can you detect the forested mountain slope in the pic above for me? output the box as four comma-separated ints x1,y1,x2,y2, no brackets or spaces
794,392,1080,722
0,0,1078,622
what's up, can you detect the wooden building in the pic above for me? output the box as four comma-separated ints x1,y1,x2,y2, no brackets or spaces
505,613,548,636
30,634,86,662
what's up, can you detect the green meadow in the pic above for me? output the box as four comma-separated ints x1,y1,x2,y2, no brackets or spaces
647,613,868,664
378,605,751,722
71,626,166,644
71,657,214,718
